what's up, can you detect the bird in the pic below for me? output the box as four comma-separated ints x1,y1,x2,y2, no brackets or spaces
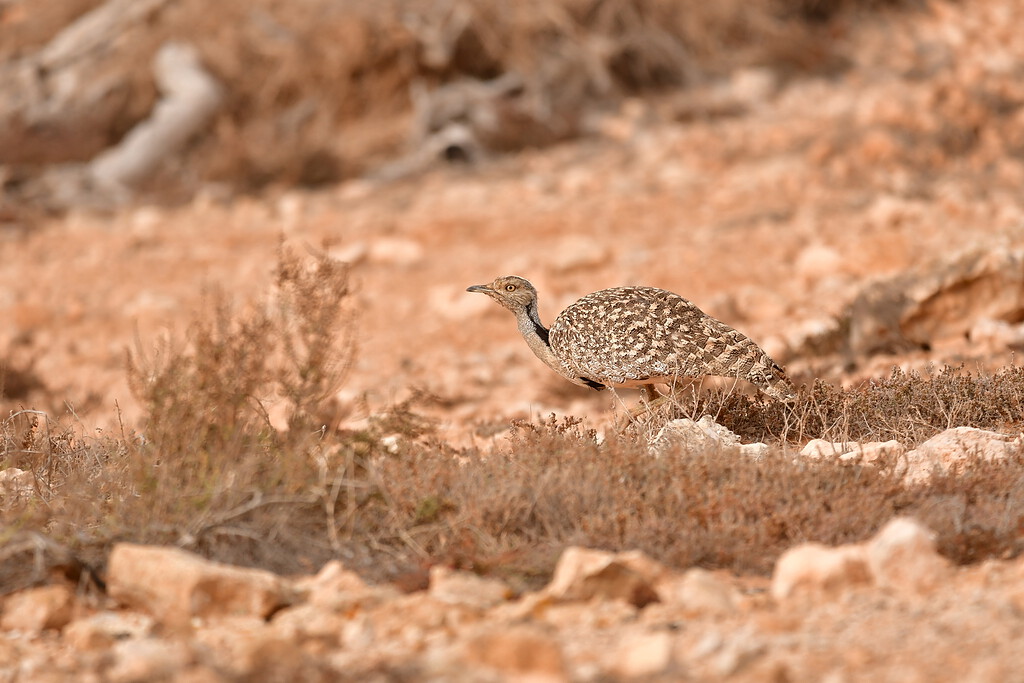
466,275,795,404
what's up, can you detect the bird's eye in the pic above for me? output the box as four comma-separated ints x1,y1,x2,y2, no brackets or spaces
505,284,516,292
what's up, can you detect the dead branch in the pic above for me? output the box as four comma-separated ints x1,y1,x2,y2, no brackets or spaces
88,42,223,193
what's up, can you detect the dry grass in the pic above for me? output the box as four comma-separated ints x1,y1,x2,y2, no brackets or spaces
2,250,1023,593
646,366,1024,445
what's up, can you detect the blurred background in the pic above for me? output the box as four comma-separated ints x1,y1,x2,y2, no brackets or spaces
1,0,1023,436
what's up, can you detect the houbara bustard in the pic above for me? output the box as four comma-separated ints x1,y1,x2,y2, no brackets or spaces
467,276,794,406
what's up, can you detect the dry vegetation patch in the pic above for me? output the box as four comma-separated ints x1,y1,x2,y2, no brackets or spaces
658,366,1024,444
2,249,1023,594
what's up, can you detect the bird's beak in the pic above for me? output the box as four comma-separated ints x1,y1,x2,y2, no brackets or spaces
466,284,492,294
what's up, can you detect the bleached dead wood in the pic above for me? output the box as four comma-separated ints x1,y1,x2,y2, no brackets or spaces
88,42,223,192
0,0,171,124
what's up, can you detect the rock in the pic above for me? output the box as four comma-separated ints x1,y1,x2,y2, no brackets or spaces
458,624,568,681
795,243,845,284
194,616,308,680
650,417,738,453
293,559,369,605
688,625,766,678
538,596,638,632
800,439,862,459
0,584,74,633
729,67,779,105
359,592,480,652
64,611,154,651
428,566,513,609
842,440,907,466
771,543,871,601
367,237,424,266
969,317,1024,352
739,442,771,460
610,630,675,678
544,547,663,607
0,467,34,499
106,639,194,683
651,417,770,459
106,544,287,629
844,247,1024,359
662,568,740,615
903,426,1022,484
866,518,950,595
786,316,845,358
271,603,345,649
800,439,906,466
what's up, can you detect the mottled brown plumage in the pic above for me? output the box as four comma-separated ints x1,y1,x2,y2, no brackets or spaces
467,275,794,401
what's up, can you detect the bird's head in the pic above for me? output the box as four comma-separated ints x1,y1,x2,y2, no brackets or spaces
466,275,538,315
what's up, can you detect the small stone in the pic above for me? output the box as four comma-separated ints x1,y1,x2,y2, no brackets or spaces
839,440,906,466
294,559,369,604
866,517,950,596
795,244,844,284
107,639,193,683
729,67,778,104
545,547,663,607
107,544,287,629
0,584,74,633
663,568,739,615
64,611,154,651
800,439,861,459
611,630,675,677
367,237,424,266
903,427,1022,484
194,616,305,679
771,543,871,601
459,624,568,681
649,417,742,456
428,566,513,609
0,467,34,499
739,442,771,460
271,603,345,647
801,439,907,467
969,317,1024,351
690,625,766,678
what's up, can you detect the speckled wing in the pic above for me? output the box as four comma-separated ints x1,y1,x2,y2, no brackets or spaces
549,286,793,399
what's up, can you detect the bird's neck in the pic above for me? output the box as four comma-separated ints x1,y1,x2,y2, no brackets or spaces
515,302,564,376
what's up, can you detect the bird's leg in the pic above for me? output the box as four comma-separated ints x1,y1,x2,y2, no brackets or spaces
616,384,670,433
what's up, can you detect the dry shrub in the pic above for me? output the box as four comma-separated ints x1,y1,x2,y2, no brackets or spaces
3,280,1023,590
127,244,355,452
657,365,1024,445
0,246,358,588
366,416,1024,586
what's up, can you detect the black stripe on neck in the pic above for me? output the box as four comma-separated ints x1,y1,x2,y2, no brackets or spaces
533,320,550,345
526,301,550,346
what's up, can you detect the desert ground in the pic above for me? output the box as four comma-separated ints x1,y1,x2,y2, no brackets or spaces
2,0,1024,680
